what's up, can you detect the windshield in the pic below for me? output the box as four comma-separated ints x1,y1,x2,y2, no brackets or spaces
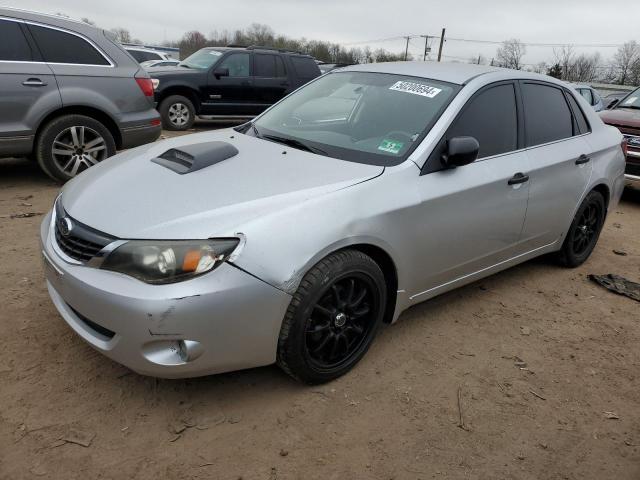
252,71,458,165
617,88,640,109
179,49,223,69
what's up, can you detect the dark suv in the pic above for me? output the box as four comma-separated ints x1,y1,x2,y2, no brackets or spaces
150,46,321,130
0,8,161,181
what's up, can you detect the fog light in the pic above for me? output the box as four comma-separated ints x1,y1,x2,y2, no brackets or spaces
177,340,204,362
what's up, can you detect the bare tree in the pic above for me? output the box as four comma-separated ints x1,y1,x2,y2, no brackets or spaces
530,62,548,74
553,45,575,80
179,31,208,57
495,39,526,70
613,41,640,85
110,28,132,44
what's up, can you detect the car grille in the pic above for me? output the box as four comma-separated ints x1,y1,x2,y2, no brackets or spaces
54,201,116,263
626,163,640,177
69,305,116,340
55,225,108,262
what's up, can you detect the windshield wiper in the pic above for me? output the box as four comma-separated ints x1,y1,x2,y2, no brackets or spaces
619,105,640,110
262,134,328,156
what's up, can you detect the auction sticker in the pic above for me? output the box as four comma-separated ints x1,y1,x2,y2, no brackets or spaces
378,139,404,154
389,81,442,98
624,96,638,105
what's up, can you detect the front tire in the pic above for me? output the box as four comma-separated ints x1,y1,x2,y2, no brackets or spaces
557,190,606,267
159,95,195,131
277,250,387,384
36,114,116,182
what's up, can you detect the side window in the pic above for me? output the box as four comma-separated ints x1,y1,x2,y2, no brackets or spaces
579,88,594,105
218,53,250,77
0,19,34,61
28,24,109,65
127,50,145,62
521,83,573,147
566,93,591,134
290,56,321,79
447,83,518,159
254,54,277,77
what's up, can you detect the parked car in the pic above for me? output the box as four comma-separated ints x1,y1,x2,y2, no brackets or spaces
150,45,321,130
125,46,172,64
318,63,354,74
600,87,640,185
42,63,625,383
573,84,605,111
141,59,180,69
0,8,161,181
603,91,630,110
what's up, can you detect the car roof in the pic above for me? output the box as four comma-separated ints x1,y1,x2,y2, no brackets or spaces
0,6,98,35
198,46,314,58
340,61,560,86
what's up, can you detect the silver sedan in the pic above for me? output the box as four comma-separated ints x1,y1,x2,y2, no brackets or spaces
41,62,626,384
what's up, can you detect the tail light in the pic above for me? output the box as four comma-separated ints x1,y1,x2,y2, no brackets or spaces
135,77,154,97
622,138,628,157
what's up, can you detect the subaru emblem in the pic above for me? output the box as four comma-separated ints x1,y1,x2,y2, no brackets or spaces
60,217,73,237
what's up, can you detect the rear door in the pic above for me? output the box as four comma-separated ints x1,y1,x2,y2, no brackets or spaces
412,82,531,295
0,18,60,156
519,82,593,249
252,53,291,111
203,51,254,115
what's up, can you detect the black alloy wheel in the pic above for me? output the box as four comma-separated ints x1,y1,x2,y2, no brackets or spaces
277,250,387,384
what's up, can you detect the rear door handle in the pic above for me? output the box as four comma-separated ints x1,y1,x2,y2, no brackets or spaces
575,154,591,165
22,78,47,87
508,172,530,185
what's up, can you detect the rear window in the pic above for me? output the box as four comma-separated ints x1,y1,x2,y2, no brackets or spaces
0,19,34,61
128,49,162,62
522,83,574,147
290,56,320,79
28,24,109,66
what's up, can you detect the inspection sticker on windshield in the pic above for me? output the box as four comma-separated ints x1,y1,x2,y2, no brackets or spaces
378,139,404,154
389,81,442,98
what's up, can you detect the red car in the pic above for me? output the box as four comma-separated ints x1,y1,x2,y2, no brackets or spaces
600,88,640,186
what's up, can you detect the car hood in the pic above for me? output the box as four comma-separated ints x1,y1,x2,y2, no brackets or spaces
61,130,384,239
149,65,202,75
600,108,640,129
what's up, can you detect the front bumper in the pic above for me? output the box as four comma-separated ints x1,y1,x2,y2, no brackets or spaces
40,212,292,378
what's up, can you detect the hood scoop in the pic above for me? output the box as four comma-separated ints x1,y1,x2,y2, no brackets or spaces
151,141,239,174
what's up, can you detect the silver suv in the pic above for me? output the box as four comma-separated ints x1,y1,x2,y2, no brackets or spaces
0,8,161,181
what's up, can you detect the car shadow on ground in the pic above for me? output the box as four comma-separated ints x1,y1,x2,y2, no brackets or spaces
0,157,58,188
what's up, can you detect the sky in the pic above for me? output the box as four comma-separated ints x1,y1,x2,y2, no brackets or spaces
3,0,634,65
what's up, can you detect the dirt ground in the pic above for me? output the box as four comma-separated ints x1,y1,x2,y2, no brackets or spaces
1,125,639,480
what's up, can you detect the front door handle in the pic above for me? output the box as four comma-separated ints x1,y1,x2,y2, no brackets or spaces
22,78,47,87
508,172,530,185
575,154,591,165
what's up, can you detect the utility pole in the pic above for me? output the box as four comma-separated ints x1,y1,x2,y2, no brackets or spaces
403,36,411,61
437,28,446,62
420,35,430,61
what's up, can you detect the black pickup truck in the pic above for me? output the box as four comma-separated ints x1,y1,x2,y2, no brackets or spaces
149,46,322,130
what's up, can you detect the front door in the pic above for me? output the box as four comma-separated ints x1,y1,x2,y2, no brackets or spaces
410,82,530,299
204,52,254,116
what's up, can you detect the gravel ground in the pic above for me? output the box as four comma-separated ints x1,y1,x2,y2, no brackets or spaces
1,125,639,479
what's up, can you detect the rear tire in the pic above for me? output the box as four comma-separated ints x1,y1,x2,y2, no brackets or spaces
159,95,195,131
277,250,386,384
36,114,116,183
557,190,605,268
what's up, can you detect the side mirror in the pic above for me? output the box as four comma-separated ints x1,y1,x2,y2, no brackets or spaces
606,99,619,109
213,67,229,79
441,136,479,168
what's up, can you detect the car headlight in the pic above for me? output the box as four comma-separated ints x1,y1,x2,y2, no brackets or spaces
100,239,239,284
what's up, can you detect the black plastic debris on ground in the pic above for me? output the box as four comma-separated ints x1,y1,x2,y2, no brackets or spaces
589,274,640,302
